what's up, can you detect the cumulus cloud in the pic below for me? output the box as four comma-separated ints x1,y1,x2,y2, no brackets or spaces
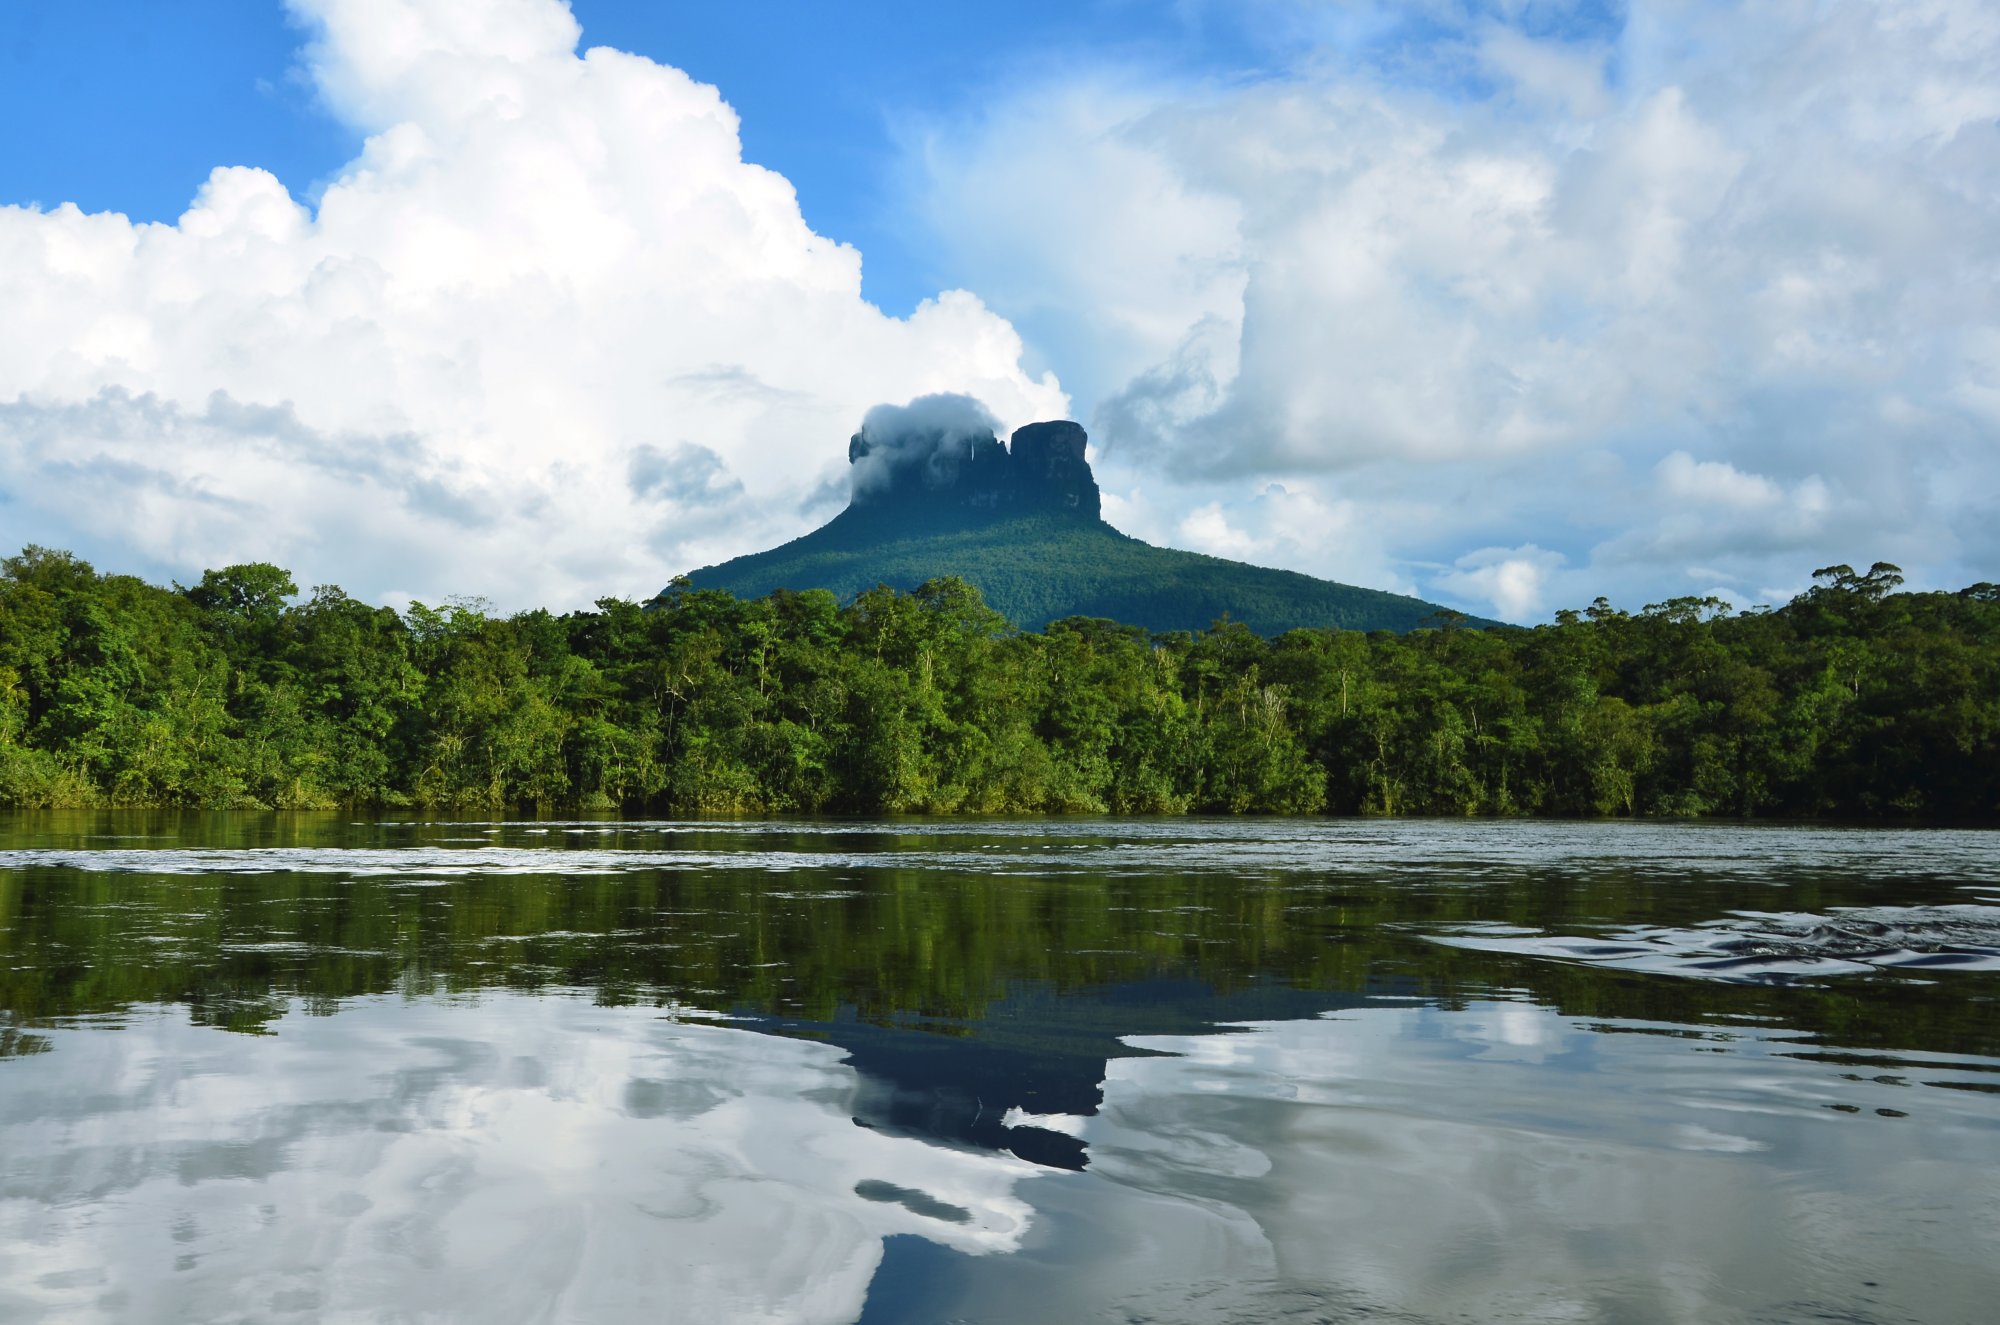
11,0,1995,624
1125,479,1422,598
1655,452,1791,511
910,0,2000,620
0,388,488,602
1436,545,1567,623
0,0,1065,607
628,442,742,508
908,80,1245,414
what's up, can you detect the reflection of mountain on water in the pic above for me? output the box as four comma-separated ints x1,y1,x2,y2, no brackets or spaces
858,1001,2000,1325
750,978,1389,1171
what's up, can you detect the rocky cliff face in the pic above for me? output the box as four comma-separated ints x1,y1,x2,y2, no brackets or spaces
847,418,1100,520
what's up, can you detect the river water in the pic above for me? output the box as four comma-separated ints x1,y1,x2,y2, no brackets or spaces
1,815,1996,1323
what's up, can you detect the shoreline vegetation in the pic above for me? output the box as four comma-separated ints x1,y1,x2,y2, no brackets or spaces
0,547,1993,820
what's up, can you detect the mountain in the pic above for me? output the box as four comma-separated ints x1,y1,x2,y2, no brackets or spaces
676,410,1495,634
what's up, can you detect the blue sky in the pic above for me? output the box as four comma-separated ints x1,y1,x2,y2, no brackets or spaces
0,0,1993,619
0,0,1626,313
4,0,1290,315
3,3,346,223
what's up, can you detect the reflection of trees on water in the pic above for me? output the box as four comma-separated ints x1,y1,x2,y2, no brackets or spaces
2,819,1995,1069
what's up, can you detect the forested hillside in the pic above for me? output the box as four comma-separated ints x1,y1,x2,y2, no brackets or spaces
1,548,1993,818
686,509,1491,635
683,410,1488,634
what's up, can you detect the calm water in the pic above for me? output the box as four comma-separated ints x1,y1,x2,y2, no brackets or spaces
2,816,1998,1324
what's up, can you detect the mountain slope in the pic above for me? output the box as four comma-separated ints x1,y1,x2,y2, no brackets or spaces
684,507,1491,634
674,406,1495,634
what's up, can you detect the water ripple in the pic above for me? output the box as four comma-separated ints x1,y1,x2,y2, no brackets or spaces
4,819,1997,886
1430,903,2000,983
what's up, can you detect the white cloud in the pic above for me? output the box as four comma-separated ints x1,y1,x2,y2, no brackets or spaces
1435,544,1566,622
910,0,2000,617
907,78,1245,414
0,0,1065,608
1654,452,1787,510
1155,480,1422,598
1477,24,1612,118
1585,452,1845,574
9,0,1997,622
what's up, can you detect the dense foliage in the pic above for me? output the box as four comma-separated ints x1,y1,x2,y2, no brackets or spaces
1,547,1994,818
689,508,1490,634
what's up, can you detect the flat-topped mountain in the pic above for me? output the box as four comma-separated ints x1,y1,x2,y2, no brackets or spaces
850,415,1102,519
677,399,1493,634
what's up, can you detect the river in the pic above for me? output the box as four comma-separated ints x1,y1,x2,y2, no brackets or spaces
1,815,1996,1323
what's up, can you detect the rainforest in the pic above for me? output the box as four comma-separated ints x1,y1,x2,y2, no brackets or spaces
0,547,1993,819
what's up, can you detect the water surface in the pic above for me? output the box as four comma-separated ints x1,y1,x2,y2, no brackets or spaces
1,815,1996,1323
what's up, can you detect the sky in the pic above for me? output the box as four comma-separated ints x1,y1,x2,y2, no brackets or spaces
1,0,1995,622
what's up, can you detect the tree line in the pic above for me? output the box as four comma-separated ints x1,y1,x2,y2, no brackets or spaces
1,547,1993,818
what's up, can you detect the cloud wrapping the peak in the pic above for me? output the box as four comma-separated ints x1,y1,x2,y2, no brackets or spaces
856,393,1002,449
848,393,1004,499
0,0,1065,607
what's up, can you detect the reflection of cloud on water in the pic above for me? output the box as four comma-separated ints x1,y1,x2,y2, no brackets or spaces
7,995,1998,1322
969,1002,2000,1324
0,995,1040,1324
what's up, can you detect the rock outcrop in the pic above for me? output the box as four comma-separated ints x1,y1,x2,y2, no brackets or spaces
847,418,1100,519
